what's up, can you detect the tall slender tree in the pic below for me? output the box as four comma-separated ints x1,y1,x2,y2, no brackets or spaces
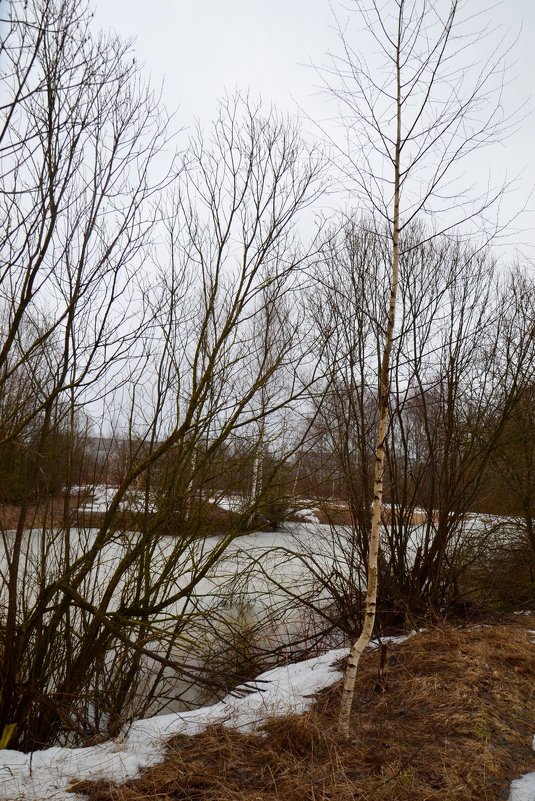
321,0,513,736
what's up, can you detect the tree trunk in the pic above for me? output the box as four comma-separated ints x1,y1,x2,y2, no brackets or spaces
338,5,402,738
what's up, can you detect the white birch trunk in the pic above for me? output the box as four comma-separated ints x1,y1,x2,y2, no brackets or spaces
338,5,402,738
248,419,265,526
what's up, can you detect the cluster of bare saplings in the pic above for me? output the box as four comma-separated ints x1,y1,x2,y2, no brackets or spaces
0,0,533,749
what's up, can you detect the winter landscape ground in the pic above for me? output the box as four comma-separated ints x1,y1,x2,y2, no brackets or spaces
1,623,535,801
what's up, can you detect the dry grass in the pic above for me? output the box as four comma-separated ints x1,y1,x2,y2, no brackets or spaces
75,618,535,801
306,500,432,527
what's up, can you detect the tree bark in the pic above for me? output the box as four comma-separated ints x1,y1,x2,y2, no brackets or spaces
338,3,402,737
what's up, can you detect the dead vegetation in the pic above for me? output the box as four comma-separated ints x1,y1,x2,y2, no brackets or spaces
75,617,535,801
305,499,433,527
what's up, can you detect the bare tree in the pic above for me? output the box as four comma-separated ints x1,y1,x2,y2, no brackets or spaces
1,3,325,747
486,268,535,552
0,0,174,745
382,235,533,619
319,0,513,736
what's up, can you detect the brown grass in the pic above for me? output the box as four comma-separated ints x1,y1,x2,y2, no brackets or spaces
305,500,432,527
74,618,535,801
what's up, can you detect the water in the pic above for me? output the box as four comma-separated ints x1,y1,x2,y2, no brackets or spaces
0,513,509,741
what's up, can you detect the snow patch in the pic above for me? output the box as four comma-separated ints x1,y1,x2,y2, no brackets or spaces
292,507,320,523
0,648,347,801
509,749,535,801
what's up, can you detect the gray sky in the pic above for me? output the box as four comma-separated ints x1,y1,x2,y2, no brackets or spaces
92,0,338,123
93,0,535,259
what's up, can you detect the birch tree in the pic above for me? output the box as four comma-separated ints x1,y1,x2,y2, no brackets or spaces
322,0,512,736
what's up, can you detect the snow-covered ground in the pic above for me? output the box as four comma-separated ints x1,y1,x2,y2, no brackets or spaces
0,633,533,800
73,485,156,514
0,648,347,801
75,486,324,520
510,761,535,801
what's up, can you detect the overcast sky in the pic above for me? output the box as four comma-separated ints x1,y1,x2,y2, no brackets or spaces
92,0,535,259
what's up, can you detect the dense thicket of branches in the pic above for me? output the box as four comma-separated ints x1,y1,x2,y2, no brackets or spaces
0,0,533,751
306,224,535,625
0,0,323,749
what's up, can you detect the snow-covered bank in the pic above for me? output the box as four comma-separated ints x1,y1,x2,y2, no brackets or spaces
1,628,535,801
0,648,347,801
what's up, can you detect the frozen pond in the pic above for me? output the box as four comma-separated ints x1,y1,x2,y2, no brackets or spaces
0,507,515,742
0,522,359,731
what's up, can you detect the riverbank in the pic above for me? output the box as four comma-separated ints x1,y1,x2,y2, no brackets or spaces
76,617,535,801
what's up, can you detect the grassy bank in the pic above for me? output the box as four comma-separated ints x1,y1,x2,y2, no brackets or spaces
74,616,535,801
